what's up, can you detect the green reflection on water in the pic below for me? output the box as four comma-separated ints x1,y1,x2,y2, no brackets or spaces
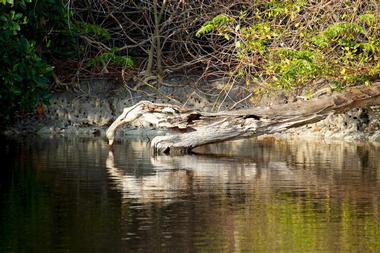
0,137,379,252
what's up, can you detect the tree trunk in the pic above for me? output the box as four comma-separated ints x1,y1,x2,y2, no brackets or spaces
145,0,166,79
106,83,380,154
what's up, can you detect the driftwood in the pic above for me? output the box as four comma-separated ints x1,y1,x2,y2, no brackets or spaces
106,82,380,154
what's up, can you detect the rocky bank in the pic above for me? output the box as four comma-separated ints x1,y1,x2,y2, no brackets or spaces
4,78,380,143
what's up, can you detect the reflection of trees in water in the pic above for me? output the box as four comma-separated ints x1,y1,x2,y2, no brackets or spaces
270,140,380,203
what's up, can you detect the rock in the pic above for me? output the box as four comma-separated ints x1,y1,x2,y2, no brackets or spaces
46,92,114,127
276,105,379,143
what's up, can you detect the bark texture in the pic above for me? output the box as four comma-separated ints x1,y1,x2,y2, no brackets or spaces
106,83,380,154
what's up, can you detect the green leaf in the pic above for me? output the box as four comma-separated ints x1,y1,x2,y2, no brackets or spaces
358,13,376,26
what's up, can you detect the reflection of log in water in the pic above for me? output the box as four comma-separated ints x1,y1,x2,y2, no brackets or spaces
106,149,317,203
106,151,191,201
106,139,380,204
106,151,263,202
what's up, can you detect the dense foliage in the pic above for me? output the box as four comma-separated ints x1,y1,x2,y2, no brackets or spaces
63,0,379,94
0,0,76,122
1,0,49,121
0,0,379,123
0,0,134,123
196,0,380,93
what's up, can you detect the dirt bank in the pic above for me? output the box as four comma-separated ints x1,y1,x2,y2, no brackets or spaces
3,78,380,144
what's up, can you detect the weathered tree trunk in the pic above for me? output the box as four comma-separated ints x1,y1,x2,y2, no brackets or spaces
106,83,380,154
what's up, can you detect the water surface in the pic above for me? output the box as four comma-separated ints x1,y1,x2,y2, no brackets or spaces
0,136,379,252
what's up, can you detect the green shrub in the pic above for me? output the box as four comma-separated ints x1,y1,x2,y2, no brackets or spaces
0,0,53,122
196,1,380,91
87,50,134,69
0,0,79,123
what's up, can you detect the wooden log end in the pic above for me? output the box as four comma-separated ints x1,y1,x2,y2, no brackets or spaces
151,135,193,155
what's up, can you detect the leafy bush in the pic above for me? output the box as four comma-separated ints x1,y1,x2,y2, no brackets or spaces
0,0,53,122
87,50,134,69
0,0,81,123
196,14,234,38
196,0,380,92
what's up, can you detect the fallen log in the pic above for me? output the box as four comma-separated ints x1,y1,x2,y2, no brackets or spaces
106,82,380,154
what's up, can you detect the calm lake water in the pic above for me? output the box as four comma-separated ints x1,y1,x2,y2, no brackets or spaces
0,136,379,252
